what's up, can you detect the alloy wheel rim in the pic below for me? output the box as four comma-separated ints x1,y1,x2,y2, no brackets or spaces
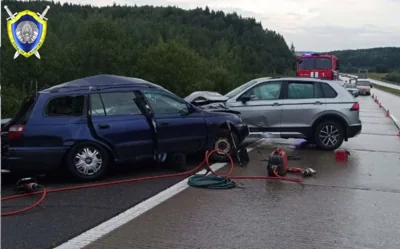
319,125,340,147
74,147,103,176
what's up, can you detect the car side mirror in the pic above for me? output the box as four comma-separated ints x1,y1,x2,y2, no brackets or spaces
370,85,373,88
239,94,251,103
185,104,197,114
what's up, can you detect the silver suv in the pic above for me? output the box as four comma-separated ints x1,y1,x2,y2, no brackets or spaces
223,77,362,150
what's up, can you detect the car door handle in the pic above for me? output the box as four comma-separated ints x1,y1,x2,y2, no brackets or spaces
314,101,322,105
98,124,110,129
272,102,281,106
159,122,169,126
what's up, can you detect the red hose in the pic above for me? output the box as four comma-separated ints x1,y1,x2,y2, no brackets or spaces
1,149,303,216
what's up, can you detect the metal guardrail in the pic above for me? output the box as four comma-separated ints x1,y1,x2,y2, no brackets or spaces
369,77,400,86
345,73,400,85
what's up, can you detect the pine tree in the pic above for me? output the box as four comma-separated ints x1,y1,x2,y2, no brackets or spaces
290,42,295,55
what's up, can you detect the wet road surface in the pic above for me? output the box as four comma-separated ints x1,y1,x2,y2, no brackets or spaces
0,138,259,249
341,75,400,128
371,88,400,128
84,93,400,249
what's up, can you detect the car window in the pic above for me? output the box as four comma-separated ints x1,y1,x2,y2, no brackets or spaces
90,94,106,116
143,90,189,115
356,80,371,86
225,79,258,99
91,92,142,116
244,81,282,101
315,58,332,70
344,84,355,88
288,82,315,99
321,83,338,98
45,95,85,116
298,58,314,70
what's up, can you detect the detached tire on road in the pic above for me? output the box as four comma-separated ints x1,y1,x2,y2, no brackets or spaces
65,142,109,181
313,120,344,150
210,128,239,162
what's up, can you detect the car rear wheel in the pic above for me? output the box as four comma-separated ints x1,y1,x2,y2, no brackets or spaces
210,128,238,162
66,142,109,181
313,120,344,150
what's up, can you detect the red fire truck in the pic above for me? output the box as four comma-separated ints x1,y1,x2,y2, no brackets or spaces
295,53,340,80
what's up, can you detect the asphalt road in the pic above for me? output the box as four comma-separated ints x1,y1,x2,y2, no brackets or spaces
1,138,260,249
86,91,400,249
371,88,400,126
341,74,400,126
3,78,400,249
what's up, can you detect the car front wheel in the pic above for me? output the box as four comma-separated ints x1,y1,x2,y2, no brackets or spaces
66,142,109,181
313,121,344,150
210,128,238,162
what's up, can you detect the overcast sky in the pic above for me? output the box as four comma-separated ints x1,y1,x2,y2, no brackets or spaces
13,0,400,51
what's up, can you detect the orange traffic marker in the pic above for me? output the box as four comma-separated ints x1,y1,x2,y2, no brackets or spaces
335,149,350,162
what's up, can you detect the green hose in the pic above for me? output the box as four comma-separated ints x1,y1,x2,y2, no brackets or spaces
187,174,236,189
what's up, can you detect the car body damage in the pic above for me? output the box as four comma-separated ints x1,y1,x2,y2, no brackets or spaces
184,91,228,106
2,75,250,179
184,91,241,115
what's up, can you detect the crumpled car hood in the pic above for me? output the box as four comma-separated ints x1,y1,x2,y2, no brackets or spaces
197,102,241,115
184,91,228,106
185,91,240,114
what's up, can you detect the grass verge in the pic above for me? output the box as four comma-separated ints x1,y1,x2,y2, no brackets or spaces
372,83,400,97
368,72,387,81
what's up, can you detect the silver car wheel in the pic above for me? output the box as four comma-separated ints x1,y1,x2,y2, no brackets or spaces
214,138,231,154
74,147,103,176
319,125,340,147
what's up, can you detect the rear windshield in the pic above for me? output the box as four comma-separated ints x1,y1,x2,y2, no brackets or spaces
3,95,37,130
356,81,371,86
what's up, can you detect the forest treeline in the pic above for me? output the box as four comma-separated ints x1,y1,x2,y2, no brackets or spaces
330,47,400,73
1,0,295,117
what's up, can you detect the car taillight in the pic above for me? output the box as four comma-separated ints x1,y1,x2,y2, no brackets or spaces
350,103,359,111
8,125,26,140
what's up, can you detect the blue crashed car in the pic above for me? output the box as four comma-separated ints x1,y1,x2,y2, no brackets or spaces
2,75,249,180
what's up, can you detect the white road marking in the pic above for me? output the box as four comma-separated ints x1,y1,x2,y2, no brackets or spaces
54,141,261,249
379,102,400,130
390,114,400,130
